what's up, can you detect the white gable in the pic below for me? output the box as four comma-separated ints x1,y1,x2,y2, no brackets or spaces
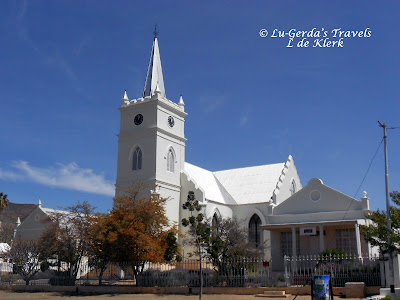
268,178,369,225
274,178,363,215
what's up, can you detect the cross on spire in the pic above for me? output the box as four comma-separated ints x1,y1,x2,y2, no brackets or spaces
153,24,158,40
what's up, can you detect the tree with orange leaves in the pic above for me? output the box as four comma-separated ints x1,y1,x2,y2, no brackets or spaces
86,212,115,285
103,183,176,277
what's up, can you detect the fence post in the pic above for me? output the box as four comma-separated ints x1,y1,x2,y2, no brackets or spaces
284,255,290,286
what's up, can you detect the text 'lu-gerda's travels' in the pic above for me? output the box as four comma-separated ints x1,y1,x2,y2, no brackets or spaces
259,27,372,48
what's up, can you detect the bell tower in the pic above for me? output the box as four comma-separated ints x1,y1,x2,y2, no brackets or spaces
115,34,187,225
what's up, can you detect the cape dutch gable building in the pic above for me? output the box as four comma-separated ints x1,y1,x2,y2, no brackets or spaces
115,36,374,270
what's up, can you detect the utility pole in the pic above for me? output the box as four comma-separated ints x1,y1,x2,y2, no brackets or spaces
378,121,395,300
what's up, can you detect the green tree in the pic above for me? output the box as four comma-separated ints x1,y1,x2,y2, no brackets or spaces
181,191,209,300
360,191,400,254
164,231,180,262
0,192,9,212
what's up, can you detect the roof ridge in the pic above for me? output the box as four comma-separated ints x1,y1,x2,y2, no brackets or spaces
213,162,285,174
184,162,235,204
212,174,237,205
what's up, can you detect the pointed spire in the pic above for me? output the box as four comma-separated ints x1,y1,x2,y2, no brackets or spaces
143,37,166,98
38,199,42,208
179,94,185,106
123,90,129,101
121,90,129,106
16,217,21,226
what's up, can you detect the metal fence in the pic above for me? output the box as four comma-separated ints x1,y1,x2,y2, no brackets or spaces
0,258,281,287
0,255,382,287
284,254,382,287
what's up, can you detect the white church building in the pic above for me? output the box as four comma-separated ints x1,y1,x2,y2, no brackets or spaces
115,36,374,270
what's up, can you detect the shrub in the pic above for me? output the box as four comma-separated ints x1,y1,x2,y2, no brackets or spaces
0,273,22,283
49,276,76,286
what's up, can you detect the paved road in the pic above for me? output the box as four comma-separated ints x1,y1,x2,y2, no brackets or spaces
0,291,361,300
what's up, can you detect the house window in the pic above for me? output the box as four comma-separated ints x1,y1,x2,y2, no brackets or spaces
290,179,296,195
336,228,357,255
167,148,174,173
281,231,300,257
249,214,262,248
132,147,142,170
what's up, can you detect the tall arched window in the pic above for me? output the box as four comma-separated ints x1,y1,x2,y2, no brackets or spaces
167,148,174,172
212,213,219,228
132,147,142,170
249,214,262,248
212,213,220,234
290,179,296,195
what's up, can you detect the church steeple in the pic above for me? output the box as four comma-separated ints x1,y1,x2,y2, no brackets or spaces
143,35,166,98
116,31,187,226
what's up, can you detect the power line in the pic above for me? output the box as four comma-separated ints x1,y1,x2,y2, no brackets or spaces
353,137,384,198
340,137,383,223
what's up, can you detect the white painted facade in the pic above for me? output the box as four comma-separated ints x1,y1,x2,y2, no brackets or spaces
262,178,374,270
115,36,372,262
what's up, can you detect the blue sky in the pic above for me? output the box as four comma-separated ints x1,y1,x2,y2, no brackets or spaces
0,1,399,213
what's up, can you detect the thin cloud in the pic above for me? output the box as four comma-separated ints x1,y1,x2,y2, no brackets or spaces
15,1,79,85
73,35,92,56
239,107,252,127
0,169,24,181
199,95,226,114
1,161,114,196
240,116,248,126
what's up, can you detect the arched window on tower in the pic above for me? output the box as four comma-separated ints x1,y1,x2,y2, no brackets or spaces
167,148,174,173
249,214,262,248
132,147,142,170
290,179,296,196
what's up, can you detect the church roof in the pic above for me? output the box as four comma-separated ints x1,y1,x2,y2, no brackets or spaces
214,163,285,205
0,202,37,226
143,37,165,98
184,160,286,205
184,163,235,205
41,207,70,217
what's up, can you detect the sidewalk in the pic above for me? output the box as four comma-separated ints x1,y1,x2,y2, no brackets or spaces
0,291,362,300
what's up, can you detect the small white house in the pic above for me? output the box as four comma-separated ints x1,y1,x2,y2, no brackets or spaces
262,178,373,271
14,201,69,241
